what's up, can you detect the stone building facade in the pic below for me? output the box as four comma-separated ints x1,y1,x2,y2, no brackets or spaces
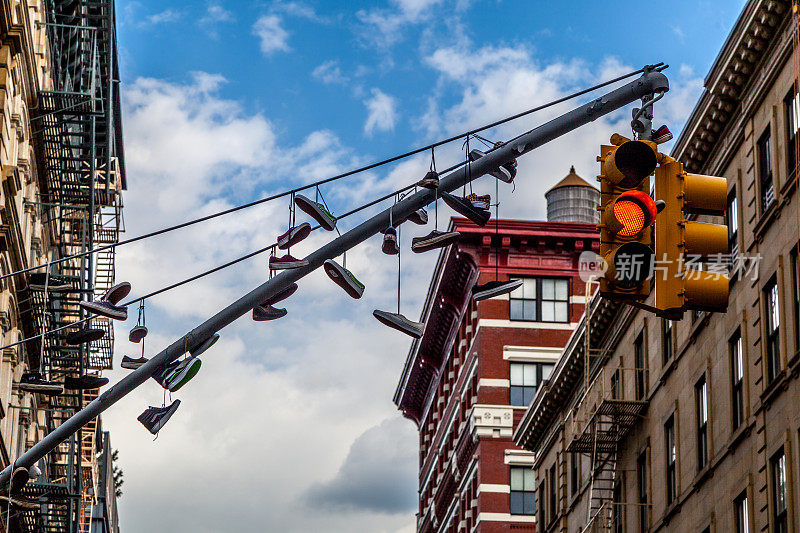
514,1,800,532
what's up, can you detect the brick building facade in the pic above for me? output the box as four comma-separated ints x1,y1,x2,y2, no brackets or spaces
514,1,800,532
394,207,599,532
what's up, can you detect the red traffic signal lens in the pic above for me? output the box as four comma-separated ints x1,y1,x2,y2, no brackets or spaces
613,190,657,237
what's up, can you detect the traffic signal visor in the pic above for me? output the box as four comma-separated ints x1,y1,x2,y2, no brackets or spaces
602,139,658,188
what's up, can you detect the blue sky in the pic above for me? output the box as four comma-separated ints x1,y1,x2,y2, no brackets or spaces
104,1,747,531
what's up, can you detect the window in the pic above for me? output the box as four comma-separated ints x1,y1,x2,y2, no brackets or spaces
734,491,749,533
570,454,579,497
758,127,774,212
696,375,708,470
727,189,739,266
538,479,546,526
635,332,646,400
662,319,673,365
637,451,649,533
548,464,557,522
765,278,781,382
730,330,745,430
665,415,677,505
792,246,800,354
510,362,553,406
612,482,623,533
509,277,569,322
785,87,799,177
771,449,788,533
510,466,536,515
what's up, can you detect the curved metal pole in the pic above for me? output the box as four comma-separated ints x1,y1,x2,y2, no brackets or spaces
0,67,669,485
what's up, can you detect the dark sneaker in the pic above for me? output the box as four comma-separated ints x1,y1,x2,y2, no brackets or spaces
373,310,424,338
80,300,127,320
102,281,131,305
264,283,299,306
129,325,148,343
269,254,309,270
121,355,148,370
65,325,105,345
382,227,399,255
466,193,491,210
28,273,73,292
18,372,63,395
64,375,109,390
152,357,201,392
253,304,287,321
652,124,673,144
189,334,219,357
323,259,365,299
138,400,181,435
441,191,490,226
411,230,461,253
472,279,523,301
406,208,428,225
277,223,312,250
417,170,439,189
294,194,336,231
468,149,516,183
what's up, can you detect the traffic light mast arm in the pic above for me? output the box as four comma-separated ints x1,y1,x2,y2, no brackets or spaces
0,66,670,486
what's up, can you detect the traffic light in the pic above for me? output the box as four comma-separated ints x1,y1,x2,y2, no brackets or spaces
598,135,660,300
654,158,729,318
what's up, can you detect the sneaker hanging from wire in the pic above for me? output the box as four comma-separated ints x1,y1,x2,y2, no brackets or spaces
269,254,310,270
28,273,73,292
466,193,491,210
277,222,312,250
121,355,149,370
417,170,439,189
472,279,523,302
252,304,287,321
372,309,424,338
382,227,399,255
263,283,299,306
652,124,673,144
152,356,202,392
440,191,490,226
17,371,63,395
65,324,106,345
323,259,365,299
411,229,461,253
468,149,516,183
294,194,337,231
79,280,131,320
138,399,181,435
63,374,109,390
129,325,148,343
405,208,428,225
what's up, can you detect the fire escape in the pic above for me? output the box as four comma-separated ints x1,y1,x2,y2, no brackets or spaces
17,0,124,531
563,284,649,532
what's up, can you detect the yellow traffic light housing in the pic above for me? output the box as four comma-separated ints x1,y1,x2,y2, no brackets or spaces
654,159,729,318
598,136,659,300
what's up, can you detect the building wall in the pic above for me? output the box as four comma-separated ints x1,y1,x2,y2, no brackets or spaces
404,219,598,532
517,1,800,532
0,0,52,469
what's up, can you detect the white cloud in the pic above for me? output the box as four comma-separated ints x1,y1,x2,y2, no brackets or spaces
252,14,291,55
363,88,399,136
146,8,181,25
356,0,443,47
274,1,324,22
110,72,430,532
197,3,234,38
313,60,349,85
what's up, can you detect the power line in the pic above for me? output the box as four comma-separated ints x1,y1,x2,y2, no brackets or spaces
0,172,447,353
3,63,660,283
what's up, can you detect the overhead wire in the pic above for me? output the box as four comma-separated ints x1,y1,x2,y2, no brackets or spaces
0,168,452,352
3,63,662,283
